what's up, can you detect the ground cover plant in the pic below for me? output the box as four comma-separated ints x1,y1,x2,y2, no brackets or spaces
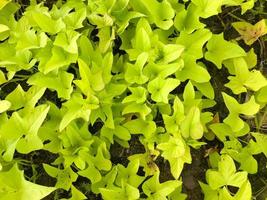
0,0,267,199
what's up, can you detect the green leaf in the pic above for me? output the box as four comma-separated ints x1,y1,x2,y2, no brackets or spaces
125,52,149,84
101,125,131,144
100,183,140,200
122,103,151,120
129,0,175,30
0,164,55,200
5,85,46,110
134,27,151,52
191,0,223,18
0,70,6,84
252,132,267,158
0,0,11,10
69,185,87,200
27,11,65,34
16,30,48,51
59,93,99,131
157,136,191,179
183,81,195,103
0,23,9,41
192,81,215,99
225,57,267,94
256,86,267,103
206,154,248,190
176,59,211,83
43,165,78,190
28,71,74,99
16,105,50,154
148,77,180,103
205,34,246,69
235,181,252,200
78,163,102,184
176,28,212,60
142,171,181,198
180,106,204,139
63,8,86,29
222,93,260,132
116,159,145,188
42,46,77,74
0,100,11,113
88,13,113,28
124,118,156,139
199,182,218,200
54,30,80,54
174,4,204,33
122,87,147,104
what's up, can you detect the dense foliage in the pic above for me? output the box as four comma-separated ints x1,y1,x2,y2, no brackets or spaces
0,0,267,199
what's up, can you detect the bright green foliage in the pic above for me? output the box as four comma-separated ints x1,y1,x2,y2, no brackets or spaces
222,139,261,174
0,164,55,200
205,34,246,69
0,100,11,113
157,135,191,179
142,171,181,199
200,155,252,200
225,57,267,94
148,77,180,103
222,93,260,132
129,0,175,30
191,0,223,18
0,0,265,199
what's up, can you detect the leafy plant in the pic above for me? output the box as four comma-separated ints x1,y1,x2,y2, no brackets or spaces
0,0,266,199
